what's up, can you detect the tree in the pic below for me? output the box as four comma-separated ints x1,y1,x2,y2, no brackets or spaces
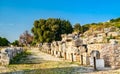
110,17,120,22
0,37,10,46
19,30,33,46
82,24,90,32
11,40,19,46
31,18,73,43
73,23,82,33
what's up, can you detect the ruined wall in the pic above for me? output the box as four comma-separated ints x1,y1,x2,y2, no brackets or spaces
87,44,105,56
101,44,120,68
87,44,120,68
0,47,24,65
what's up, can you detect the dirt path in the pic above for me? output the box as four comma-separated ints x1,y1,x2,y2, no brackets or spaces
23,48,63,64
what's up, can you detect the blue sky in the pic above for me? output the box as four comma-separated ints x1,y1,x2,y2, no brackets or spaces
0,0,120,42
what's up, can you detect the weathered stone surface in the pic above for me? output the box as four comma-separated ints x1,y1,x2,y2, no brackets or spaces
48,34,88,64
108,32,119,37
90,50,100,59
84,43,120,68
87,44,104,56
0,53,9,65
72,39,83,47
40,33,120,68
100,44,120,68
0,47,24,65
90,58,104,68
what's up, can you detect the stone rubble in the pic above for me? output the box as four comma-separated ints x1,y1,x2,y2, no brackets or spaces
0,47,24,65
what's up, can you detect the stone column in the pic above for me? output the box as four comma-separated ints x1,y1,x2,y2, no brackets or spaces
83,53,89,65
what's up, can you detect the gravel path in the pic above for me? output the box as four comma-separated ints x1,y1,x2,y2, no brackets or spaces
24,48,63,63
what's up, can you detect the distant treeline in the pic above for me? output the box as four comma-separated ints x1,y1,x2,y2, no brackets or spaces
0,37,10,46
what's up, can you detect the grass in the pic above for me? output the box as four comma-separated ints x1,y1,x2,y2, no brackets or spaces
2,61,77,74
0,47,3,50
10,50,31,64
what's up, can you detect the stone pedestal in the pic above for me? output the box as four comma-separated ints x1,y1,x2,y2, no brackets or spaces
90,58,105,69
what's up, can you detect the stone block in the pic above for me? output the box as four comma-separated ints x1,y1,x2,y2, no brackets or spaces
90,58,104,68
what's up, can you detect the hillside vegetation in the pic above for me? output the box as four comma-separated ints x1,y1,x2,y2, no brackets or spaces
30,17,120,44
82,17,120,33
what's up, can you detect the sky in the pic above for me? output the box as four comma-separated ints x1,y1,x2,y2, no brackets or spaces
0,0,120,42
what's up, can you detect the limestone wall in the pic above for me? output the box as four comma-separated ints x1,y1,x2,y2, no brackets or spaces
0,47,24,65
87,44,120,68
101,44,120,68
87,44,105,56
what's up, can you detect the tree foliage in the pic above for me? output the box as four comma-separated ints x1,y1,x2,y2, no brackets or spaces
82,24,90,32
31,18,73,43
73,23,82,33
11,40,19,46
110,17,120,22
0,37,9,46
19,30,33,46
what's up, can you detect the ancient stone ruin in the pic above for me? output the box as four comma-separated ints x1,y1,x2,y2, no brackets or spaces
41,34,89,65
101,44,120,69
87,43,120,69
0,47,24,66
40,33,120,69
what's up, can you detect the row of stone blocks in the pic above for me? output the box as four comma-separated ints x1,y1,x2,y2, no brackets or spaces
41,46,89,65
0,47,24,66
43,48,106,70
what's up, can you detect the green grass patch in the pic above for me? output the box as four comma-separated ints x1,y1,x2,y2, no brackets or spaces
10,51,31,64
7,61,76,74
